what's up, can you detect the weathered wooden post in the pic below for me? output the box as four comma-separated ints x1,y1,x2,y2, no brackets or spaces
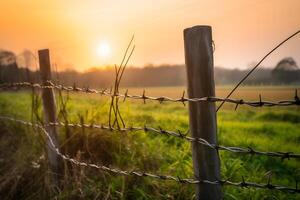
38,49,61,188
184,26,221,199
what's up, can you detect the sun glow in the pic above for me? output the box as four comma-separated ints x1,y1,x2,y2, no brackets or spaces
96,41,112,60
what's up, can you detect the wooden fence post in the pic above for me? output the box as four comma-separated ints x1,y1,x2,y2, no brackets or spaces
38,49,61,188
184,26,221,199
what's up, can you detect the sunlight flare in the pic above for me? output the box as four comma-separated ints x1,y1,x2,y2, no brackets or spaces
96,41,112,60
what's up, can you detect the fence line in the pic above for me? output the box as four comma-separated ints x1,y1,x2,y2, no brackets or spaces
1,115,299,160
32,121,300,160
1,26,300,198
0,115,299,194
0,81,299,108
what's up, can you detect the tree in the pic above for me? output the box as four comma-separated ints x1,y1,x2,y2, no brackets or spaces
0,50,19,83
272,57,300,84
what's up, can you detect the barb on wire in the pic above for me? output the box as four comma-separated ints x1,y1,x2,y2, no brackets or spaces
1,116,299,160
0,82,299,108
0,115,299,193
217,30,300,112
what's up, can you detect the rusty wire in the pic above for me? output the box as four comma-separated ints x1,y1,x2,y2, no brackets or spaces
0,81,299,108
0,115,299,193
1,115,299,160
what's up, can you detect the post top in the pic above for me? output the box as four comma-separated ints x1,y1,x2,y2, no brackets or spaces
184,25,211,35
38,49,49,54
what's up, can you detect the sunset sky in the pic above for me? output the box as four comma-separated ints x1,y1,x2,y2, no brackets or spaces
1,0,299,71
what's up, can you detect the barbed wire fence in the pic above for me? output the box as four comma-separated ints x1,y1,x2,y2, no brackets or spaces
0,116,299,194
0,26,300,199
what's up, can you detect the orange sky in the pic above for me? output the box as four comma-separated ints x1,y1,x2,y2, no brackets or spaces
0,0,299,71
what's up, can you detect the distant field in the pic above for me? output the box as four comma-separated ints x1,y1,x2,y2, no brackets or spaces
0,86,299,199
120,85,298,99
120,86,299,110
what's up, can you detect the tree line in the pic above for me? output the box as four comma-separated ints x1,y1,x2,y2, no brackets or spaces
0,49,299,87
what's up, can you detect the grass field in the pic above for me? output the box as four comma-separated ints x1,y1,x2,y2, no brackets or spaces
0,86,299,199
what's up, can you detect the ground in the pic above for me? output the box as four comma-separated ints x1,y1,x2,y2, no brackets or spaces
0,86,299,199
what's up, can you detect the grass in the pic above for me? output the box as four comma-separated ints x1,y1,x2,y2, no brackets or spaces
0,86,299,199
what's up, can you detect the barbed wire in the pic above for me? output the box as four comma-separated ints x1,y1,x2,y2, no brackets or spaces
216,30,300,111
0,81,299,108
1,116,299,160
0,115,299,193
2,29,299,197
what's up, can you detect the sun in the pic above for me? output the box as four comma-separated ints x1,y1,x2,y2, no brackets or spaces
96,41,112,59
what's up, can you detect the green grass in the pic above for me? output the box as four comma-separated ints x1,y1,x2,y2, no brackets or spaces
0,87,299,199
